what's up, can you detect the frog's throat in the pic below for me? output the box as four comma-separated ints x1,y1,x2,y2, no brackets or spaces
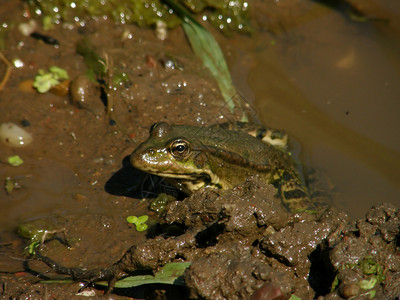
146,168,222,187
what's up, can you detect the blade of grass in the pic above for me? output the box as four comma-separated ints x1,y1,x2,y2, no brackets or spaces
96,262,191,288
163,0,237,113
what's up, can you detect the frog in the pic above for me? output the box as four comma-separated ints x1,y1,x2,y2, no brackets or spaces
130,122,313,211
32,122,314,294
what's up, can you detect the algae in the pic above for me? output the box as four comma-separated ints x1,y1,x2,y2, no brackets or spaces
24,0,251,34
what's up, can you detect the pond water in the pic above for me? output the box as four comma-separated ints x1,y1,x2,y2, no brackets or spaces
228,2,400,219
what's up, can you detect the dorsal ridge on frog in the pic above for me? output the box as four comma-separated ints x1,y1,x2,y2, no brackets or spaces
131,122,312,211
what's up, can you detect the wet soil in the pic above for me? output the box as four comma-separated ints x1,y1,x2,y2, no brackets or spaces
0,1,399,299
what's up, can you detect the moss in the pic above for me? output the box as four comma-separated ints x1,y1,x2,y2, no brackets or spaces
191,0,251,34
150,193,173,214
24,0,251,34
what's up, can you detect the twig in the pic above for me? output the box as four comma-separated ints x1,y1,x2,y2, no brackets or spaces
0,52,12,91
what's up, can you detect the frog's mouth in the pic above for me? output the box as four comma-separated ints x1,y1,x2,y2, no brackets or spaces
145,169,216,183
135,164,221,189
140,169,221,194
130,147,222,188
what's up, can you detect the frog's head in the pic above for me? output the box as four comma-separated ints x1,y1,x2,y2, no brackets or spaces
130,122,214,183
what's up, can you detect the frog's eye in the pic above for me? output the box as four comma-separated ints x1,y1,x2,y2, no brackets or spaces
170,139,190,158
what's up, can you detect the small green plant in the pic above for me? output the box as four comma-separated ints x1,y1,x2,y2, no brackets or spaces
33,66,69,93
97,262,191,288
7,155,23,166
127,215,149,231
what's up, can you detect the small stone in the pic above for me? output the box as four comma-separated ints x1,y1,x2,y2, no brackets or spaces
340,283,360,299
0,122,33,148
251,284,287,300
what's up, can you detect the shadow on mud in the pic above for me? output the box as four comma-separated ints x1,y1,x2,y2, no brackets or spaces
104,155,183,200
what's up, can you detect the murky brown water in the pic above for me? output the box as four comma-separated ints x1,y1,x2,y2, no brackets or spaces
228,1,400,219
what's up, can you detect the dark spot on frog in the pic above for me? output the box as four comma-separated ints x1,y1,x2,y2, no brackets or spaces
283,189,307,199
256,128,267,140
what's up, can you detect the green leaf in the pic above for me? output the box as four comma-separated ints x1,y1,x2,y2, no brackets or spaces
33,72,59,93
163,0,237,113
126,216,138,224
367,290,376,299
33,66,69,93
330,275,339,292
7,155,23,166
289,295,302,300
136,223,148,232
49,66,69,80
28,241,40,255
359,277,378,290
137,215,149,224
4,177,14,194
113,72,130,86
97,262,191,288
76,39,107,79
127,215,149,231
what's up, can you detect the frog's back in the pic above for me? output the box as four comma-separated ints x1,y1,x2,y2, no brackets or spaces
141,122,315,211
168,124,292,172
185,124,314,211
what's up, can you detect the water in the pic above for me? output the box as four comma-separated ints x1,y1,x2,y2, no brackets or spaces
230,2,400,219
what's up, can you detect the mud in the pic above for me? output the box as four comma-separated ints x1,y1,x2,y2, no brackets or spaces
0,1,399,299
23,178,400,300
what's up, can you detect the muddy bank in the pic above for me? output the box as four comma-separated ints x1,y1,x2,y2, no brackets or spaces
3,177,400,299
0,0,399,299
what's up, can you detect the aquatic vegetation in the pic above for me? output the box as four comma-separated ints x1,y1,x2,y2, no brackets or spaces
33,66,69,93
7,155,24,167
165,0,238,113
150,193,172,214
97,262,191,288
24,0,251,34
126,215,149,231
4,177,19,195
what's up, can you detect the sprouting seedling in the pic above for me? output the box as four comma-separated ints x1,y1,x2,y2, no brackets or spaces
126,215,149,232
33,66,69,93
8,155,24,166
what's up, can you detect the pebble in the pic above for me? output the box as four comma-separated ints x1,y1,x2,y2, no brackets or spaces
155,20,167,40
18,20,37,36
69,74,102,115
0,122,33,147
340,283,360,298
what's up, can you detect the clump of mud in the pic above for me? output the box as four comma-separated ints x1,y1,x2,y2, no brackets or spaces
25,176,399,299
135,176,399,299
159,176,343,299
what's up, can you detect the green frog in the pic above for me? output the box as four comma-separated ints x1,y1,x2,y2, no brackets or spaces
130,122,312,211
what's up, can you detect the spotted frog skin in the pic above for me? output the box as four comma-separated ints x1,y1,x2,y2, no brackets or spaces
130,122,312,211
